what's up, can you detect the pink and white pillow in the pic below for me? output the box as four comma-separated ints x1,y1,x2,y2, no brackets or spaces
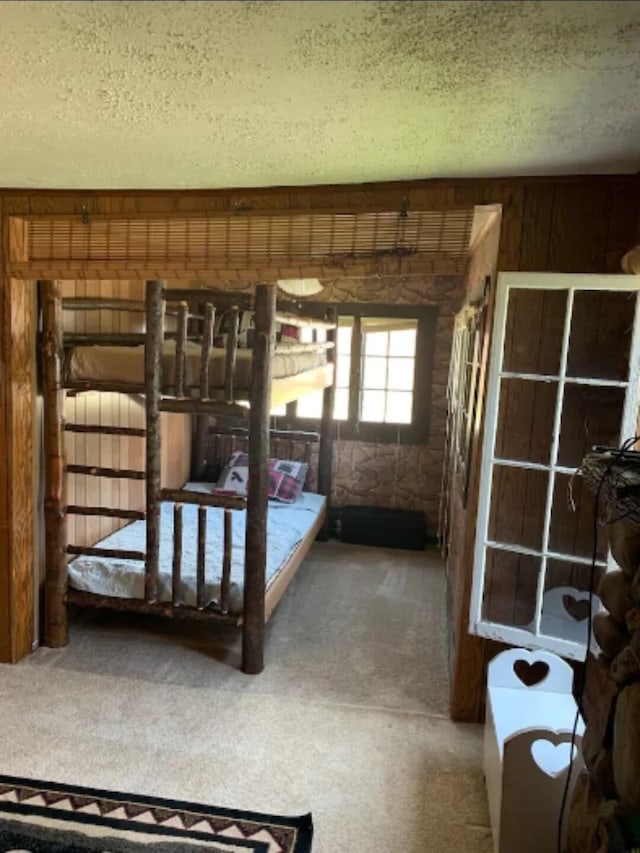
214,451,308,504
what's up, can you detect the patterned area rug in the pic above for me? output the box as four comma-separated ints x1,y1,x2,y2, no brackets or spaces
0,774,312,852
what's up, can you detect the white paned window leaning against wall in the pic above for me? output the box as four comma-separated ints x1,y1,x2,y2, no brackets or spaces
469,273,640,661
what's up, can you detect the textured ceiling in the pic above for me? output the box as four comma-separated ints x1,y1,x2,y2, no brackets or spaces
1,0,639,190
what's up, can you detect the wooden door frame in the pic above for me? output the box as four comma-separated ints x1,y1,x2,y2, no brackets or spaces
0,181,470,663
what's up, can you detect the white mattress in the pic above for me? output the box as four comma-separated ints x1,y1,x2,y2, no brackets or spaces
65,341,326,391
67,487,326,615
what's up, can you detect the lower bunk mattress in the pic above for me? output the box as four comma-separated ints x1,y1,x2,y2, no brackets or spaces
67,487,326,615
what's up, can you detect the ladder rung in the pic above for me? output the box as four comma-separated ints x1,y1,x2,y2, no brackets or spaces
66,464,145,480
66,545,145,561
64,424,147,437
159,398,248,417
160,488,246,510
66,506,145,520
64,332,179,345
64,380,145,395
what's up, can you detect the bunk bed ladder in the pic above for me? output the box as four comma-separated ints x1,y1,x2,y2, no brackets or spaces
62,424,148,562
42,279,155,648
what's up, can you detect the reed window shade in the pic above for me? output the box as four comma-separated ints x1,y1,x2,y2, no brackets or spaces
13,209,474,272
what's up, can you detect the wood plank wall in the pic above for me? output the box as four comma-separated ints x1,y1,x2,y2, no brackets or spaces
0,176,638,674
447,177,640,722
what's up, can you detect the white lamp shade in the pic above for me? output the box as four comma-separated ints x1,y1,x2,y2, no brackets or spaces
276,278,325,297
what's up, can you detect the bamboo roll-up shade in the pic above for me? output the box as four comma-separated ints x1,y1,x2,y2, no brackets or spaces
19,209,474,267
360,317,418,333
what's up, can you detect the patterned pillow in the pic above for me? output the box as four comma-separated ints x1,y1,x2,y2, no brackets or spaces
213,452,249,495
214,451,308,504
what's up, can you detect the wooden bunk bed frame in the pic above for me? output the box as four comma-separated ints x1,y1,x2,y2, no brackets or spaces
41,279,336,674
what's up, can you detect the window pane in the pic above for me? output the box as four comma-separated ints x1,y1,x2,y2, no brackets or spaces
270,403,287,416
297,390,323,418
386,391,413,424
362,356,387,390
542,560,605,646
494,378,557,465
548,473,606,560
361,389,386,422
503,289,567,376
389,327,417,357
481,548,539,630
363,330,389,357
557,384,624,468
488,466,548,551
336,354,350,388
334,388,349,420
567,290,634,381
387,358,414,391
337,322,352,355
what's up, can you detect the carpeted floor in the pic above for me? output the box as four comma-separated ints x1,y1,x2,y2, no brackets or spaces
0,541,492,852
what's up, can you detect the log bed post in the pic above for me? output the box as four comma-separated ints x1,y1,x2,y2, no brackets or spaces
175,301,188,397
224,306,239,403
318,307,337,516
41,279,69,647
243,283,276,674
145,280,165,602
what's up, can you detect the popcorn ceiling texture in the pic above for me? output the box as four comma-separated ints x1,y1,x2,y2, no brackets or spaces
1,1,639,189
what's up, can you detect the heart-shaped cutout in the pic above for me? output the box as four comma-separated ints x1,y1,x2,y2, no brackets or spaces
531,739,577,777
513,659,549,687
562,594,590,622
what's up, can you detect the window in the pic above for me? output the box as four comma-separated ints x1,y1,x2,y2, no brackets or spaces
275,302,436,444
359,317,417,424
469,272,640,661
447,305,483,502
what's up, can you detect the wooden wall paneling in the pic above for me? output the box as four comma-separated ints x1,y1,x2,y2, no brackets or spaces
3,279,36,661
518,184,555,271
548,184,610,273
0,176,635,222
488,185,525,272
0,224,9,659
604,184,640,272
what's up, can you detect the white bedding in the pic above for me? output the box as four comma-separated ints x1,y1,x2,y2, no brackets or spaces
65,341,326,391
67,487,325,614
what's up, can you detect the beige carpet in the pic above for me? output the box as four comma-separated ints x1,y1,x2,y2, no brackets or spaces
0,541,492,852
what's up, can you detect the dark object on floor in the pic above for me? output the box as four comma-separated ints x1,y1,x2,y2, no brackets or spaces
329,505,428,550
0,774,313,852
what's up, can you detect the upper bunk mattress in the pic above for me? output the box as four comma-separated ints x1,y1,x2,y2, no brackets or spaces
67,488,326,615
64,340,326,390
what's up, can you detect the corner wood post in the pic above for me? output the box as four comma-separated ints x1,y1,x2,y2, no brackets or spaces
318,307,336,535
145,280,165,602
242,283,276,675
42,280,69,647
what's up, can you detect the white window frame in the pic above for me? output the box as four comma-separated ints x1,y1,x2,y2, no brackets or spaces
469,272,640,661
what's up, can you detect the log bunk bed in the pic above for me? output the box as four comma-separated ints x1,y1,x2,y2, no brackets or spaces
41,279,336,674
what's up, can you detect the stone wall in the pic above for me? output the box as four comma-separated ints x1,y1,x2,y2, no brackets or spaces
327,273,462,529
567,516,640,852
